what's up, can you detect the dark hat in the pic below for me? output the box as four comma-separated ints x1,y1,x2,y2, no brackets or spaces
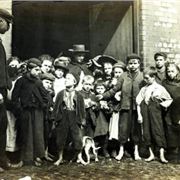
0,9,13,23
126,53,141,63
154,52,167,60
40,73,55,82
68,71,80,85
54,61,69,73
68,44,89,54
113,61,126,70
97,55,117,66
27,58,41,68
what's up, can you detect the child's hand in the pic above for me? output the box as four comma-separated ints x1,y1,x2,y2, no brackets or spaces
96,94,103,100
114,91,121,101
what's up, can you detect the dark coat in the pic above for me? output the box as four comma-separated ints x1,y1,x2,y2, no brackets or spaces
12,73,48,110
0,39,11,89
162,79,180,147
53,89,86,126
103,71,144,110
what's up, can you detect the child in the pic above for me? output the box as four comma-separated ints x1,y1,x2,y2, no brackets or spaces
80,75,97,137
108,62,125,158
12,58,48,167
97,54,144,161
94,80,110,158
136,66,173,163
162,62,180,162
40,73,55,161
39,54,53,74
154,52,167,84
53,61,69,101
53,71,86,165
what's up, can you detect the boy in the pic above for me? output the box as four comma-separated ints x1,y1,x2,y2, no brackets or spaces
53,71,86,165
136,66,173,163
80,75,97,137
97,54,144,161
41,73,55,161
154,52,167,84
39,54,54,74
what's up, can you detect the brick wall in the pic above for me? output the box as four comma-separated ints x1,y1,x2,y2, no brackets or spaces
139,0,180,66
0,0,12,59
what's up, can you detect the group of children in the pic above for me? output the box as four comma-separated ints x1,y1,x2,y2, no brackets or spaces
4,47,180,168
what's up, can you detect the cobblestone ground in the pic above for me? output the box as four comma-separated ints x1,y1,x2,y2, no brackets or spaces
1,157,180,180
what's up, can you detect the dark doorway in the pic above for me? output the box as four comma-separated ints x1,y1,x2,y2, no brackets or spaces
12,1,134,61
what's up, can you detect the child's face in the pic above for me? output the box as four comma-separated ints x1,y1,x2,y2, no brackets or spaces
55,68,64,78
167,65,178,80
155,55,166,69
127,59,140,72
96,85,106,94
104,63,113,76
144,74,155,85
74,53,85,63
9,60,19,68
30,66,41,78
42,79,53,90
82,81,93,92
41,60,52,73
65,73,76,88
114,67,124,78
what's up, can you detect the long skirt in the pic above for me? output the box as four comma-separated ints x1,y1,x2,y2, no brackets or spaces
18,108,45,161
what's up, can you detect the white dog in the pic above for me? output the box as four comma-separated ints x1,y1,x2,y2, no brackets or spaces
77,136,100,165
54,136,100,166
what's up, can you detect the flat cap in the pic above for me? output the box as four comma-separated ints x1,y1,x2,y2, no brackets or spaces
126,53,141,63
0,9,13,23
27,58,42,68
40,73,55,82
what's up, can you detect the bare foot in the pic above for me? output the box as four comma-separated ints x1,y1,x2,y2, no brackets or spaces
145,155,155,162
54,159,63,166
115,152,124,161
134,154,141,161
160,155,168,163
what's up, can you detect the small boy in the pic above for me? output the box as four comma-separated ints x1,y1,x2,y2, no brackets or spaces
136,66,173,163
53,71,86,165
53,61,69,101
94,80,110,158
39,54,54,74
97,54,144,161
80,75,97,137
40,73,55,161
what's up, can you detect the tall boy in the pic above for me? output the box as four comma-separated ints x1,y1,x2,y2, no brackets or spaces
97,54,144,161
136,66,172,163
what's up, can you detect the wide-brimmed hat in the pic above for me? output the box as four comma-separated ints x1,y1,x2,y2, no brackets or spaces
97,55,117,66
54,61,69,73
0,9,13,24
68,44,89,54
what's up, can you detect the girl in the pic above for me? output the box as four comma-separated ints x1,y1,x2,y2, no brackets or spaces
162,62,180,162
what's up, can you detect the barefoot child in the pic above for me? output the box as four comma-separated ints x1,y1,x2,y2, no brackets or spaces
136,66,173,163
53,71,86,165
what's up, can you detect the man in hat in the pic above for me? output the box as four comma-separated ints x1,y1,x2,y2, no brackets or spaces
0,8,13,172
68,44,92,90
